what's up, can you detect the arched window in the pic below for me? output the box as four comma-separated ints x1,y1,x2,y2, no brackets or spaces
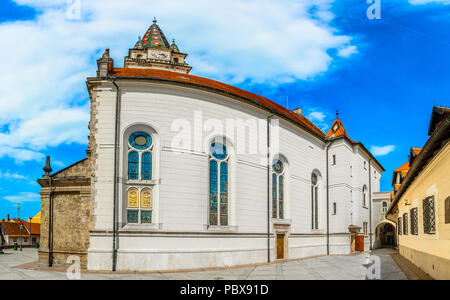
311,172,320,230
382,201,387,213
362,185,368,207
126,131,153,224
272,159,285,219
209,142,229,226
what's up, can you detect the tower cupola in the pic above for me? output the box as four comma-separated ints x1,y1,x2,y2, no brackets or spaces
124,19,192,73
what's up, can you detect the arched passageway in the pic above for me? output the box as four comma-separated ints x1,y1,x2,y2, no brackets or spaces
375,222,396,248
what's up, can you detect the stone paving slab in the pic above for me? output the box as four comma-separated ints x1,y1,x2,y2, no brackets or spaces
1,248,408,280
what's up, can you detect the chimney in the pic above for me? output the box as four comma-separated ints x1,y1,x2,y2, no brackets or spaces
293,107,302,116
7,214,9,222
97,48,114,77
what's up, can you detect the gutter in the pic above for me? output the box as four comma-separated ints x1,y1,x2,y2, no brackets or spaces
111,78,121,272
325,142,331,255
48,176,54,267
266,114,274,263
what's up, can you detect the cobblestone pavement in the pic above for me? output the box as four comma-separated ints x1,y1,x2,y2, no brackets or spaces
0,248,407,280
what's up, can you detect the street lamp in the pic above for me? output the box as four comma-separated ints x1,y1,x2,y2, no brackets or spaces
17,203,22,252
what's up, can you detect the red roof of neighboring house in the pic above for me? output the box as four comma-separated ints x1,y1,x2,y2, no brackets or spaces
22,222,40,235
109,68,326,138
394,161,410,174
411,148,422,155
1,222,31,237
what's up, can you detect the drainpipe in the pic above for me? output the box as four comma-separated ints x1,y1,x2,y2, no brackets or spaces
368,158,373,250
111,78,121,271
325,142,331,255
266,114,274,263
48,177,54,267
43,156,54,267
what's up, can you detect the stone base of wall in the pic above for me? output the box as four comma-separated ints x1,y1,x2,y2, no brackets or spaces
399,245,450,280
38,249,88,269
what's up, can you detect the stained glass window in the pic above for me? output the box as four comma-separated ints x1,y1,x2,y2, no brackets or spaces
127,188,139,208
127,210,139,223
279,175,284,219
141,211,152,224
209,142,228,226
220,162,228,226
272,159,285,219
272,174,277,218
209,160,218,226
128,151,139,180
140,188,152,208
142,152,152,180
129,131,152,150
126,131,154,224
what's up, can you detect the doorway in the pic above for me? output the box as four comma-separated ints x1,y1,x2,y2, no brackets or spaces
276,234,285,259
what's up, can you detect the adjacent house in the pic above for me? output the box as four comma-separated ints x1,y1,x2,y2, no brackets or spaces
0,215,40,247
387,106,450,280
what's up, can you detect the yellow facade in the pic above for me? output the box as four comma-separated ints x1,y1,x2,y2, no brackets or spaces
391,142,450,279
28,211,41,224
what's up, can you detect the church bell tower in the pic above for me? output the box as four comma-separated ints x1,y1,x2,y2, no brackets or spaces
124,18,192,74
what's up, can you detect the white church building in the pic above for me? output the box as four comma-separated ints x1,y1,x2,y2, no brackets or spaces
38,21,384,271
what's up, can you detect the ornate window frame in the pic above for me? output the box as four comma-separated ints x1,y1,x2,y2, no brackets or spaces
121,124,160,229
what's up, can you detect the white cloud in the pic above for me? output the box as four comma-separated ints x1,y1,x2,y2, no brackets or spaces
337,45,358,58
0,0,356,163
370,145,396,156
0,170,39,185
0,147,44,163
409,0,450,5
308,111,326,122
3,192,40,203
53,160,65,168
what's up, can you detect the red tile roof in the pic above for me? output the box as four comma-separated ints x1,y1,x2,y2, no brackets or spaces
109,68,326,138
394,162,410,173
411,148,422,155
1,222,31,237
23,222,40,235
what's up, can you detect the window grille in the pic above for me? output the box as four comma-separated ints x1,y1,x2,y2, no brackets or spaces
403,213,408,235
398,217,402,235
410,208,418,235
423,196,436,234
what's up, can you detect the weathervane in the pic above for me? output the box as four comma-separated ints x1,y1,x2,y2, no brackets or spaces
336,110,340,119
153,17,157,24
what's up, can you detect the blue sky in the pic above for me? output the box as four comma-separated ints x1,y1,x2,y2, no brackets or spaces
0,0,449,219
